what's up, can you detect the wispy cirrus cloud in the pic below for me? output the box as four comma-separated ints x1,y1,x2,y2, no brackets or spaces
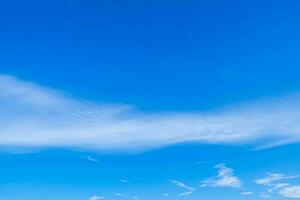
240,191,253,195
88,195,105,200
201,163,242,188
255,173,299,186
83,155,100,163
120,179,131,184
171,180,195,196
255,173,300,199
1,74,300,152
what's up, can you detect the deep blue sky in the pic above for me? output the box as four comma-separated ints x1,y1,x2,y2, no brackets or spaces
1,0,300,111
1,1,300,200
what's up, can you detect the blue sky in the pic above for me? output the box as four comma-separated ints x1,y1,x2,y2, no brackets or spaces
1,0,300,199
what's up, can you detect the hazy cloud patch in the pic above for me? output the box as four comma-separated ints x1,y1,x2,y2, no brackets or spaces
2,74,300,152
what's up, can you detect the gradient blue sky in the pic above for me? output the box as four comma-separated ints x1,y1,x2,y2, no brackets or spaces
1,0,300,200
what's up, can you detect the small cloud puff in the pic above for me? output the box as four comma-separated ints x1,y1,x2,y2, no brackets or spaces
201,163,242,188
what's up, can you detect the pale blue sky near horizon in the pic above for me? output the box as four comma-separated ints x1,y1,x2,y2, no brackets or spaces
1,0,300,199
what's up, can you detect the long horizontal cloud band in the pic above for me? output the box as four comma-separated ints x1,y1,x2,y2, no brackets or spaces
1,74,300,151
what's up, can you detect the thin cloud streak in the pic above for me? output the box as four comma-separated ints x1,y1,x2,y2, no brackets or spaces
255,173,299,186
240,192,253,195
83,156,100,163
120,179,131,183
1,74,300,151
88,195,105,200
171,180,195,196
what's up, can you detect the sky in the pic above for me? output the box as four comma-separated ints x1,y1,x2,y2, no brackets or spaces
1,0,300,199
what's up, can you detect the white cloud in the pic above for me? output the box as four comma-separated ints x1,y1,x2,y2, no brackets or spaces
255,173,299,186
88,195,105,200
240,191,253,195
178,191,193,196
83,155,100,163
120,179,131,183
114,192,138,199
255,173,300,198
267,183,291,193
273,183,291,189
201,163,242,188
115,193,126,197
171,180,195,196
279,186,300,198
2,74,300,151
171,180,195,192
